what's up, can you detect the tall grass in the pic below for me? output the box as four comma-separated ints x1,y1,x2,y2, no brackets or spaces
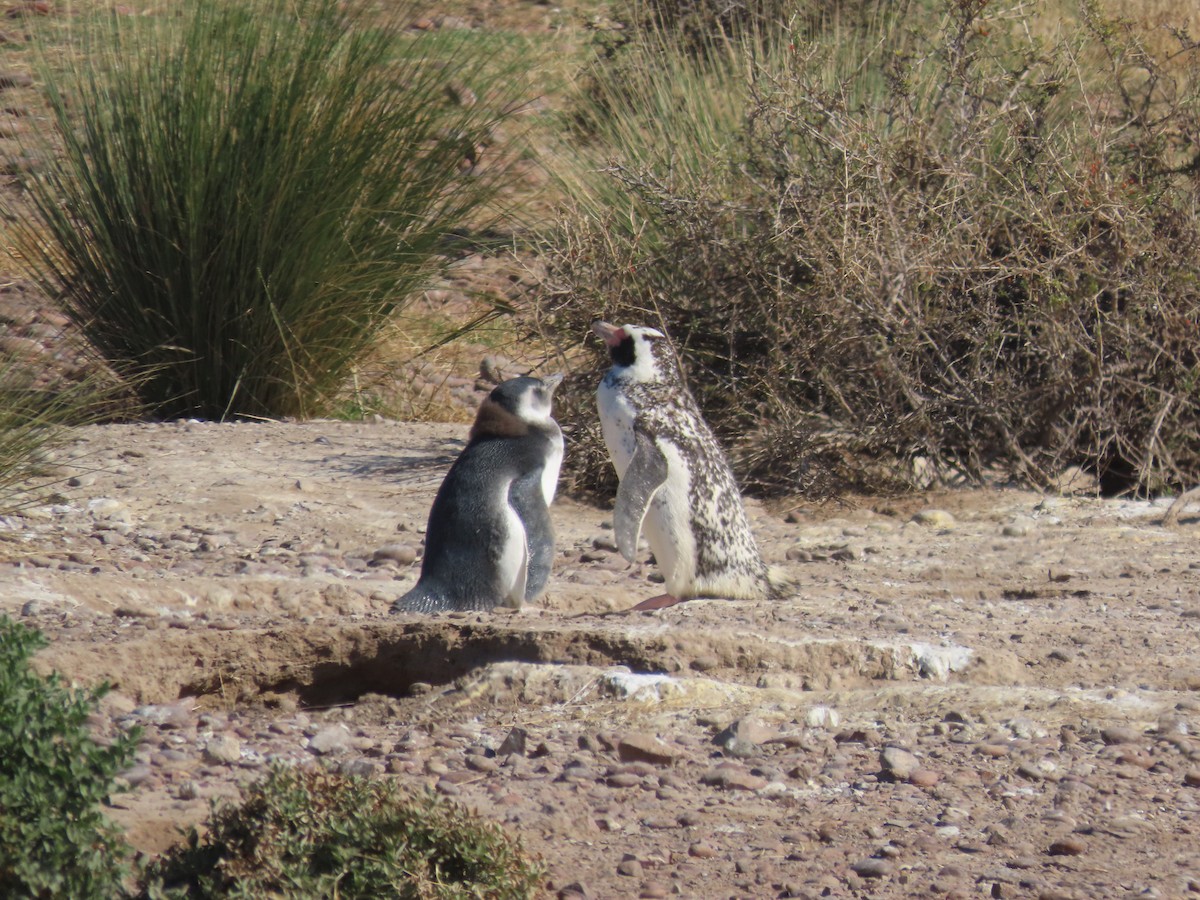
0,360,107,512
7,0,523,420
538,0,1200,497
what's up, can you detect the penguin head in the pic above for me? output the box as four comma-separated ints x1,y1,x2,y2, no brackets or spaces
469,374,563,440
592,321,672,384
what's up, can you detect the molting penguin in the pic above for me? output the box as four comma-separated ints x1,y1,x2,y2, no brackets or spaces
594,321,779,608
391,374,564,614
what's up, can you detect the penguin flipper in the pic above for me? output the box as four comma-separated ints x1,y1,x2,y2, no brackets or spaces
510,470,554,602
614,430,668,563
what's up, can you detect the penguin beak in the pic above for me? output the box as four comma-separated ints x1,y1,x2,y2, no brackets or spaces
592,320,625,348
541,373,564,393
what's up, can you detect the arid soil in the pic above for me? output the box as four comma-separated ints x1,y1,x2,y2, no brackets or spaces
1,418,1197,898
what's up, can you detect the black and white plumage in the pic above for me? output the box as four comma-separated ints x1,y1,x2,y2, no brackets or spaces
594,321,777,606
391,374,564,614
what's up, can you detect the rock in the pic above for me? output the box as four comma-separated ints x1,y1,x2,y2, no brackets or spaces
880,745,921,781
498,726,528,757
909,768,941,787
1048,837,1087,856
616,855,642,877
87,497,125,518
201,735,242,765
912,509,956,529
307,724,352,755
700,764,768,791
617,733,680,766
714,715,777,751
370,543,418,566
1100,726,1142,745
851,858,894,878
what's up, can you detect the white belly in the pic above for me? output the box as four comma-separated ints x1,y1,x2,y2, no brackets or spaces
598,382,698,596
541,429,564,504
641,441,696,596
498,482,529,607
597,381,637,477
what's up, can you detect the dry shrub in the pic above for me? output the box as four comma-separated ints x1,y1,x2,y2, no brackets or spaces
537,0,1200,498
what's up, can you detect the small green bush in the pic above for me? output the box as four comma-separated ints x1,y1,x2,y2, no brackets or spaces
139,765,543,899
9,0,521,420
0,616,139,898
539,0,1200,497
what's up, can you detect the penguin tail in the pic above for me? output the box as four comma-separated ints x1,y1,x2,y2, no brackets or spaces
766,565,799,600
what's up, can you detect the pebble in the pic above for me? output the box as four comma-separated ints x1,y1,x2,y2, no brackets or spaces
1048,837,1087,856
880,746,920,780
850,857,894,878
617,733,679,766
699,764,767,791
912,509,956,529
201,735,241,765
370,543,418,566
307,725,352,755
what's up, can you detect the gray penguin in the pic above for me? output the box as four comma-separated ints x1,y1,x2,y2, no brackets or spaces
391,374,564,613
594,321,782,609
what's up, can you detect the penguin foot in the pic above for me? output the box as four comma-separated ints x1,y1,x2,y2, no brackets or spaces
626,593,682,612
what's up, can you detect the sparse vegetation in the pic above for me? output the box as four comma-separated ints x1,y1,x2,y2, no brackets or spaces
5,0,523,420
537,0,1200,498
0,616,138,898
0,357,111,512
139,765,544,899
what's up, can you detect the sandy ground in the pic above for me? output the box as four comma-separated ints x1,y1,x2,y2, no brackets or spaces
0,419,1196,898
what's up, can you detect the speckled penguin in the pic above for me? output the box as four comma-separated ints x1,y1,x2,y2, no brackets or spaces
594,321,781,608
391,374,564,613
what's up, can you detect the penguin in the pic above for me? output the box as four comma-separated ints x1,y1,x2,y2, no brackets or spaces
593,321,779,609
391,374,564,614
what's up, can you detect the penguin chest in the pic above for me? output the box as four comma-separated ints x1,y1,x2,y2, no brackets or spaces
597,381,637,477
640,441,697,596
496,479,529,607
542,428,564,505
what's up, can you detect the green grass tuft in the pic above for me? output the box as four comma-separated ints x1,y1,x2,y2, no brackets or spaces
7,0,524,420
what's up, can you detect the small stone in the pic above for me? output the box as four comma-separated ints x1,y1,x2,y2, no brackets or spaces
912,509,956,529
465,754,499,773
851,858,894,878
498,726,527,757
1100,726,1141,745
714,715,777,750
1183,770,1200,787
308,724,352,755
909,768,941,787
87,497,125,517
370,543,418,566
616,856,642,877
617,733,679,766
120,764,153,787
340,758,382,777
1048,837,1087,856
688,842,719,858
201,735,241,765
700,764,768,791
1001,517,1035,537
880,746,920,780
638,883,669,899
